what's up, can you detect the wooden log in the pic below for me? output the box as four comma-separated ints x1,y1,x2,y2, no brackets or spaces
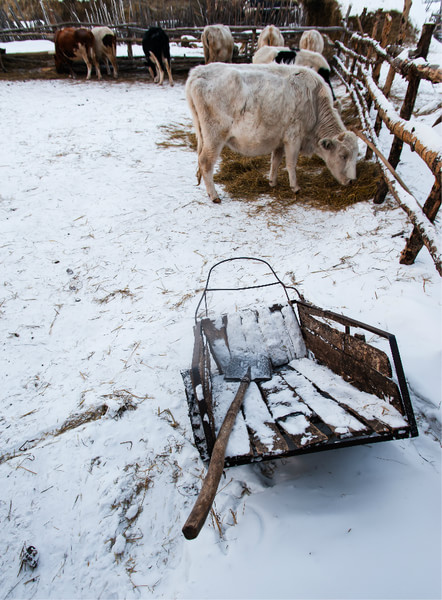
366,13,392,158
400,178,442,265
374,22,436,204
340,33,442,84
374,0,411,136
182,370,251,540
360,66,442,177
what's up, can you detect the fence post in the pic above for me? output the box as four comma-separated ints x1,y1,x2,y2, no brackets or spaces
400,178,442,265
373,22,436,204
365,12,392,160
374,0,411,136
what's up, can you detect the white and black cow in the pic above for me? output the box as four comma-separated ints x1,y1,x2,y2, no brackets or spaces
142,26,174,85
186,63,358,203
201,24,234,64
92,26,118,79
257,25,285,49
299,29,324,54
253,45,336,101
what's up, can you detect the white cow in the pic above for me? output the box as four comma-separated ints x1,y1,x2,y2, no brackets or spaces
257,25,284,49
201,24,234,64
186,63,358,203
91,26,118,79
253,46,336,100
299,29,324,54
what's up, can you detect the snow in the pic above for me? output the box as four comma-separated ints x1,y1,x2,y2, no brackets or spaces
1,2,441,599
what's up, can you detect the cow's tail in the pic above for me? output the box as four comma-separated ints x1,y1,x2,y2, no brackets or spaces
185,80,203,185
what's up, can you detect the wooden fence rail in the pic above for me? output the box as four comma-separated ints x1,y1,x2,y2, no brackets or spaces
334,21,441,275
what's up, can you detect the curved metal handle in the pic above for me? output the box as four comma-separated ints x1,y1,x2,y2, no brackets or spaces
194,256,303,324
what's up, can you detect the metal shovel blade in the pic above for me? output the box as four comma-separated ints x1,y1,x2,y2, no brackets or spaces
224,354,272,382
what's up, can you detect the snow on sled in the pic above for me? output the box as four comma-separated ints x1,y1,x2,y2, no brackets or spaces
182,258,418,468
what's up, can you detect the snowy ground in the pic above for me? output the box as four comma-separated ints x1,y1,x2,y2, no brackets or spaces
1,2,441,599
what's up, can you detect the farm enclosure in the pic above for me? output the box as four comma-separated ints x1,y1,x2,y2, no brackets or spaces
0,0,441,597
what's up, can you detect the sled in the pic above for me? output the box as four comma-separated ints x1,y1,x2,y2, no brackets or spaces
182,258,418,468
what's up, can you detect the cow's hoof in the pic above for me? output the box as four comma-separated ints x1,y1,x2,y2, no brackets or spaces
212,197,221,204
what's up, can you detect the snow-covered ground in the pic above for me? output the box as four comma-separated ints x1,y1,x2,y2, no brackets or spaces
1,1,441,599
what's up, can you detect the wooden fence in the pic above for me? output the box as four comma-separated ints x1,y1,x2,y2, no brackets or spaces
1,13,441,274
333,8,442,276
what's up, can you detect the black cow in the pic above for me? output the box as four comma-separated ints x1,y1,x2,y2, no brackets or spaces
142,27,174,86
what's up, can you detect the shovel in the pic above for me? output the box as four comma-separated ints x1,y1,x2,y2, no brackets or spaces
182,353,272,540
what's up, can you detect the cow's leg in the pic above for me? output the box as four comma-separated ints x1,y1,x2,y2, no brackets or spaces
149,52,163,84
103,55,111,75
269,146,284,187
91,49,102,80
284,140,301,193
109,53,118,79
198,141,224,203
164,57,174,86
76,44,92,80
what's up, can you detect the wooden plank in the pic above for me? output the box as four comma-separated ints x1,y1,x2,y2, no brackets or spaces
280,304,307,358
191,322,216,452
260,373,313,420
276,413,328,449
301,328,403,408
298,304,392,377
237,309,269,357
255,306,292,367
242,382,290,457
291,359,409,434
201,316,231,373
280,370,371,437
211,375,253,461
259,375,330,448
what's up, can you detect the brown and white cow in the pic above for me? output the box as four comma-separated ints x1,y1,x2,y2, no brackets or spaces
186,63,358,203
92,26,118,79
299,29,324,54
201,24,234,64
54,27,101,80
257,25,284,49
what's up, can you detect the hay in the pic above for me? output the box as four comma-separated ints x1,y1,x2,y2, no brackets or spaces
214,148,381,211
160,124,381,211
157,125,197,150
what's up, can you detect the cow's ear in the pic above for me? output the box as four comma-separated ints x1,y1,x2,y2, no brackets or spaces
320,138,335,151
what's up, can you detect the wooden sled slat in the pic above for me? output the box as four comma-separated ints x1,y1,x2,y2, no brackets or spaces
211,375,253,461
280,369,372,438
201,316,231,373
276,413,329,448
301,327,402,407
242,382,290,457
298,305,392,377
291,358,409,434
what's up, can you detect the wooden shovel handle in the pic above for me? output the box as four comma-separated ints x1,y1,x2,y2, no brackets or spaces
182,372,251,540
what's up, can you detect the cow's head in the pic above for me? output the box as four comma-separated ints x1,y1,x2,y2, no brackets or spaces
318,131,358,185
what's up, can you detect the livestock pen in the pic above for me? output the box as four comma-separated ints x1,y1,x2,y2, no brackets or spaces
1,4,440,275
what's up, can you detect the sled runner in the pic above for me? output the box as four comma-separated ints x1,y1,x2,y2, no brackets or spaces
182,258,418,469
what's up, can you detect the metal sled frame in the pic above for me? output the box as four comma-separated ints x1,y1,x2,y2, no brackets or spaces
182,257,418,467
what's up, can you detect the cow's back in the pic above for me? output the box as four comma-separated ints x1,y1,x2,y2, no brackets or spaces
186,63,323,156
201,25,234,63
